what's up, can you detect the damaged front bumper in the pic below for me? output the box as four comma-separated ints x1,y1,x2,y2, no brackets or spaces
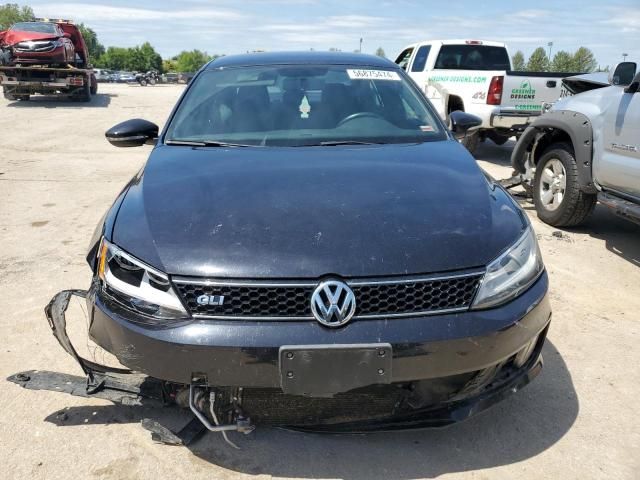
8,282,551,442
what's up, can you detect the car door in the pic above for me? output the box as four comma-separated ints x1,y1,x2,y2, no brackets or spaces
597,86,640,199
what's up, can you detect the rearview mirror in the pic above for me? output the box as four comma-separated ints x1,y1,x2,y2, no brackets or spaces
609,62,637,86
106,119,159,147
449,110,482,138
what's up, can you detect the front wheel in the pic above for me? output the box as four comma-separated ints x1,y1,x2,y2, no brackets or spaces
138,78,148,87
533,143,596,227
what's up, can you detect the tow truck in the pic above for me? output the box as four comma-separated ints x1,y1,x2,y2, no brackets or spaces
0,19,97,102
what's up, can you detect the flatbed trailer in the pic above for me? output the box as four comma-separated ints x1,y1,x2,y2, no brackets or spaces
0,63,97,102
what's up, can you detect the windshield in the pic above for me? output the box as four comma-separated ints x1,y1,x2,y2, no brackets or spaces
165,65,446,147
435,45,510,71
10,22,58,35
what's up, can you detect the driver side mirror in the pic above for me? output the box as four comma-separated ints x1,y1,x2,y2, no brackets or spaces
62,32,71,39
449,110,482,139
609,62,637,86
106,119,159,147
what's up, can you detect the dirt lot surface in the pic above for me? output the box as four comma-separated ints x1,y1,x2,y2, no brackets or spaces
1,83,639,480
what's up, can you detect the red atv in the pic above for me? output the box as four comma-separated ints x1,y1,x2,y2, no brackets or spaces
0,20,88,67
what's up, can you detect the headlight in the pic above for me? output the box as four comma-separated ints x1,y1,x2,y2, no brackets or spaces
97,239,188,319
472,228,544,309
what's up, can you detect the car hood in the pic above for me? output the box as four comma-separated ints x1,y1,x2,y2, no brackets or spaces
1,30,59,46
112,141,526,278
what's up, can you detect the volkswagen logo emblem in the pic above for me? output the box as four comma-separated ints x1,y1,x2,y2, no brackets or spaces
310,280,356,327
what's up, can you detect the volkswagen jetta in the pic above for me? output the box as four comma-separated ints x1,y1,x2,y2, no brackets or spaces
52,52,551,433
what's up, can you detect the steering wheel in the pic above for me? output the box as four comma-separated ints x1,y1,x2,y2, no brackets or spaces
337,112,385,127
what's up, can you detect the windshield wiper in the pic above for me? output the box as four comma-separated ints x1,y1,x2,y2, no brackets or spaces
165,140,251,147
315,140,384,146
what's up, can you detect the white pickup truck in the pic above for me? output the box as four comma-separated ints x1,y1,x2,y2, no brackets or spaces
395,40,578,153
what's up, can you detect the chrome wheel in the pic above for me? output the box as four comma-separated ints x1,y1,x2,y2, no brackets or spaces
539,158,566,211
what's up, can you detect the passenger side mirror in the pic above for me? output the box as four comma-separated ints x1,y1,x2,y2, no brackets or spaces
106,119,159,147
609,62,637,86
625,72,640,94
449,110,482,138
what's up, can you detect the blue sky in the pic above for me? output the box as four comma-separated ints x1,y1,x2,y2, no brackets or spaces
24,0,639,67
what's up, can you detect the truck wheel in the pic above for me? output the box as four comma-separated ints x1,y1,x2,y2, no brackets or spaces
533,143,596,227
72,82,92,102
139,78,148,87
460,131,480,156
3,87,17,101
90,75,98,95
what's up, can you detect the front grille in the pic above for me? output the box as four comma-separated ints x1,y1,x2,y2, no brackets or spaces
15,41,56,53
173,271,483,320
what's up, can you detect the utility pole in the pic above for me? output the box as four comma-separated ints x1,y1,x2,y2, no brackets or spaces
359,38,363,53
547,41,553,59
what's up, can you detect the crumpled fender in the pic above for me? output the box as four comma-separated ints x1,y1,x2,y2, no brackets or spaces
510,110,596,194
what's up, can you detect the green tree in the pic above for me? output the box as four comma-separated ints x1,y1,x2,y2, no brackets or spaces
572,47,596,73
139,42,162,71
375,47,386,58
0,3,33,29
163,58,177,72
551,50,574,72
511,51,525,70
95,43,163,72
526,47,550,72
173,50,212,72
95,46,129,70
77,23,104,63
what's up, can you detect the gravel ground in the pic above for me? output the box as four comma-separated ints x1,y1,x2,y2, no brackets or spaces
1,83,639,480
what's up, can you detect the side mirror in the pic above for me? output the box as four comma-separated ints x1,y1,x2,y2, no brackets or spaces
609,61,637,86
625,72,640,94
106,119,158,147
449,110,482,139
62,32,71,39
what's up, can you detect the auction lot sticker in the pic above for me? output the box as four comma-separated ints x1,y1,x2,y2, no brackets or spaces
347,69,401,81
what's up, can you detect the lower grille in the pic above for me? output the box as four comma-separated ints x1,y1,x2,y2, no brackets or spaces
173,271,483,320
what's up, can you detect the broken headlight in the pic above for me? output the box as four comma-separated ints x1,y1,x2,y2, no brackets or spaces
472,227,544,309
97,239,188,319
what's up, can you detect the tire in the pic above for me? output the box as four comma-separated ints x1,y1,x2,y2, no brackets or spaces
459,131,480,156
533,143,596,227
71,82,91,102
139,78,148,87
149,77,156,85
90,76,98,95
3,87,17,101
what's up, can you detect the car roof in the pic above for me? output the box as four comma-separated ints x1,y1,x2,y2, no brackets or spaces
205,51,397,69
